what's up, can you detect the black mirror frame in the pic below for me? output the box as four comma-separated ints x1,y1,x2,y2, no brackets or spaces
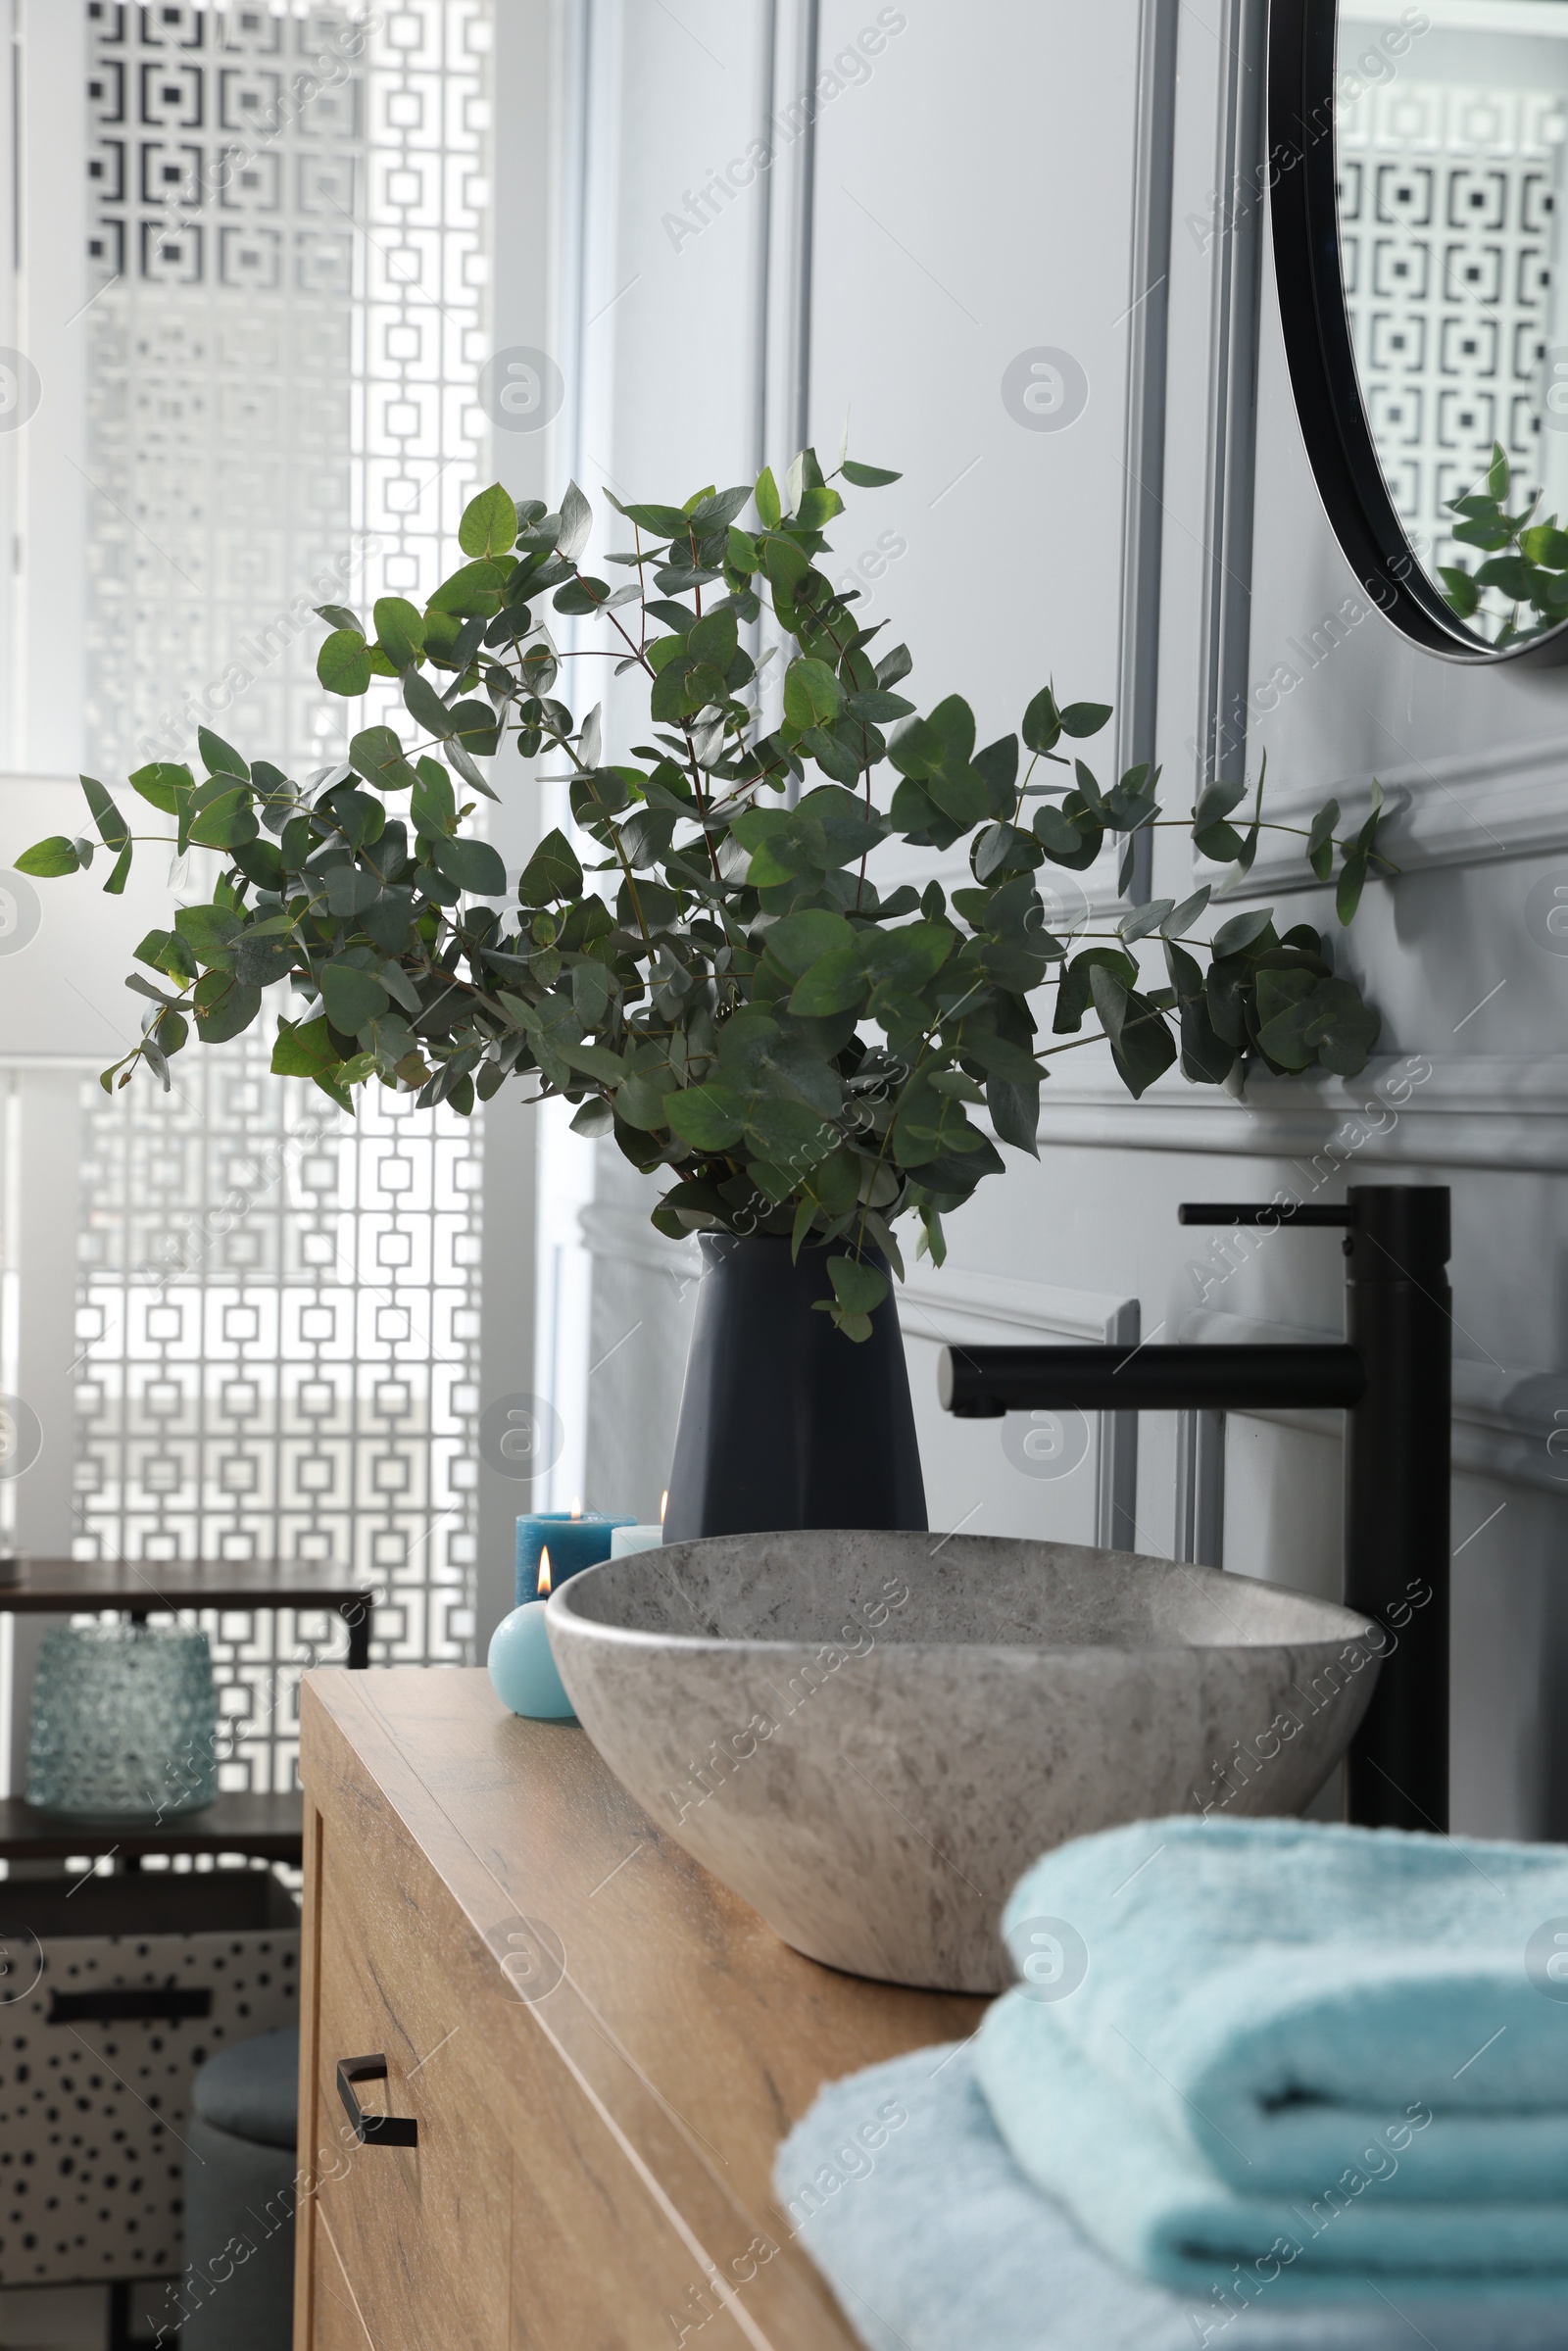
1268,0,1568,667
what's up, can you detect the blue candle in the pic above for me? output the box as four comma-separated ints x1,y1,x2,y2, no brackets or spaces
489,1546,575,1720
515,1508,633,1606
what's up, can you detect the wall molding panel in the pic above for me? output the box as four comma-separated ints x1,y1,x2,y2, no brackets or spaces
1034,1053,1568,1171
1194,0,1268,808
1215,728,1568,897
1180,1305,1568,1498
1111,0,1180,905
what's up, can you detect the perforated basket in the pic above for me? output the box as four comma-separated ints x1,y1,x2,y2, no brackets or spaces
0,1873,298,2288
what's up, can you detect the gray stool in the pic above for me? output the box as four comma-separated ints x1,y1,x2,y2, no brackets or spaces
180,2026,299,2351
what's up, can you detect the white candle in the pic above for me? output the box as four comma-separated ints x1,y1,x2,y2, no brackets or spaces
611,1492,667,1558
611,1523,662,1558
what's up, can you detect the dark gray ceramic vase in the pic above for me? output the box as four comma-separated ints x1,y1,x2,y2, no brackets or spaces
662,1235,928,1541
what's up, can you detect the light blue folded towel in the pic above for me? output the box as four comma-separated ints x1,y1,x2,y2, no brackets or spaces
978,1996,1568,2298
775,2043,1568,2351
987,1814,1568,2201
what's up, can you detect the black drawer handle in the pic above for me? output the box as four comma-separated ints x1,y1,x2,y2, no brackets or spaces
337,2053,417,2148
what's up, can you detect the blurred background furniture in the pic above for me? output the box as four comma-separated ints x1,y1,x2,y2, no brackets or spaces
180,2026,300,2351
0,1559,374,1872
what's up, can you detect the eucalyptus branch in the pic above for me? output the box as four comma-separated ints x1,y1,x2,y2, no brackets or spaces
14,456,1385,1337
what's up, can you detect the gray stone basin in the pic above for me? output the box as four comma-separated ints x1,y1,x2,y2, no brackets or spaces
547,1530,1381,1992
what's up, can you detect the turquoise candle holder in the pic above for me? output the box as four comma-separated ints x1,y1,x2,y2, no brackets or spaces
515,1511,633,1606
488,1596,575,1721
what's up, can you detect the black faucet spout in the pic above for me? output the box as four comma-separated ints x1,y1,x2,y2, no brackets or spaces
936,1185,1451,1836
939,1342,1365,1419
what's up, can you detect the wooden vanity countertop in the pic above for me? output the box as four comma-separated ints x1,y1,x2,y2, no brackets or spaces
301,1666,985,2348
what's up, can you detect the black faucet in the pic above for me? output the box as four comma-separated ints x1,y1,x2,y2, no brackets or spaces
937,1185,1451,1834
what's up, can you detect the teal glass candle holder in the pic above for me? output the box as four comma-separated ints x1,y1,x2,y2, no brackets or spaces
26,1622,220,1820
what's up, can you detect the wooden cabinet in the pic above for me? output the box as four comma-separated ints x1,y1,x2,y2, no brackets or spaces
293,1669,982,2349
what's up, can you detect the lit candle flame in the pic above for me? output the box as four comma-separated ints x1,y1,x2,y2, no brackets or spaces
660,1490,668,1525
570,1496,582,1520
537,1546,552,1598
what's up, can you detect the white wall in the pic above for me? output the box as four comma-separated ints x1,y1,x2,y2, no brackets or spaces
538,0,1568,1840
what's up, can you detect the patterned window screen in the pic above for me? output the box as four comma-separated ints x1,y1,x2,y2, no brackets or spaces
74,0,496,1796
1338,67,1568,590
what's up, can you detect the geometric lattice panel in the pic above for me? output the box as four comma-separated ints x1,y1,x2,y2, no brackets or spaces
74,1027,483,1794
74,1,496,1801
1339,72,1568,616
83,1,371,780
350,0,498,726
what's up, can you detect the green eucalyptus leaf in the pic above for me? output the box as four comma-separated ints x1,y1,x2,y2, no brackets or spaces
1307,798,1340,883
754,467,782,530
350,726,420,794
272,1014,341,1078
1336,849,1370,926
557,479,594,563
1162,886,1211,937
1439,568,1481,618
128,761,191,814
747,1096,836,1168
518,828,584,904
1119,897,1173,945
1021,685,1062,754
233,928,298,988
1090,964,1176,1098
986,1074,1040,1156
459,482,518,561
764,906,857,974
318,628,373,697
187,782,257,850
319,959,390,1032
374,597,426,669
193,969,262,1044
826,1253,889,1315
789,946,868,1018
198,726,249,781
404,668,455,738
1054,947,1136,1035
174,905,241,968
689,606,738,668
1058,701,1112,738
80,774,129,852
1211,907,1275,958
783,656,844,730
559,1040,626,1084
1253,967,1320,1069
665,1082,748,1151
446,737,500,803
427,559,511,618
431,835,507,896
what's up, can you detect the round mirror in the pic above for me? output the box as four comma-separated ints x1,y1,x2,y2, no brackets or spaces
1270,0,1568,662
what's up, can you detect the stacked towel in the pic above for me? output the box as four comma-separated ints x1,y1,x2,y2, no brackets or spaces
775,2042,1568,2351
975,1815,1568,2301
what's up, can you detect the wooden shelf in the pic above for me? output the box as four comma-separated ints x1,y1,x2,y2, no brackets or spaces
0,1557,373,1613
0,1558,375,1667
0,1791,304,1862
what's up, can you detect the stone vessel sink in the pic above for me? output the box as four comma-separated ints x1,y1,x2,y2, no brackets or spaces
548,1530,1381,1992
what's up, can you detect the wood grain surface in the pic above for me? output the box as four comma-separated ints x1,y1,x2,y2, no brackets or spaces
295,1666,986,2350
